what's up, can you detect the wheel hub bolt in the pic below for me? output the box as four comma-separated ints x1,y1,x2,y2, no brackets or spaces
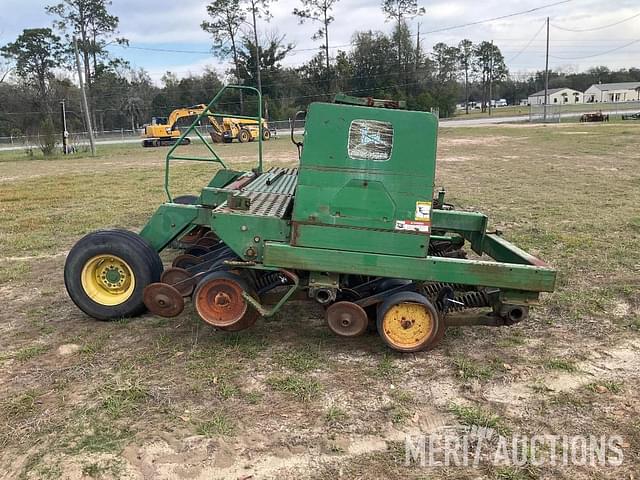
214,292,231,307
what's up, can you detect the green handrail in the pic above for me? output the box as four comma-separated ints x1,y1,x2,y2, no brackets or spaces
164,85,263,202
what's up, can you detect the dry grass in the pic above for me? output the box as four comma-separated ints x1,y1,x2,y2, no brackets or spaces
0,123,638,479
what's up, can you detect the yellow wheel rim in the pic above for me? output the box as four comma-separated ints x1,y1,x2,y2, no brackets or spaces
382,302,434,350
80,254,135,306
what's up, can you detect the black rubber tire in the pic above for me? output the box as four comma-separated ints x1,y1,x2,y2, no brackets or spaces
238,129,250,143
100,229,163,280
377,291,443,353
64,230,162,320
262,129,271,141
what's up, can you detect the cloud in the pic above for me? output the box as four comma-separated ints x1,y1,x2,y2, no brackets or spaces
1,0,639,80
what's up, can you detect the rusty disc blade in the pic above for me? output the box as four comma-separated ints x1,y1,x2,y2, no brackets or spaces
172,254,204,269
179,226,207,245
219,306,259,332
143,283,185,318
160,267,195,297
326,301,368,337
195,237,219,248
184,245,211,257
194,276,248,327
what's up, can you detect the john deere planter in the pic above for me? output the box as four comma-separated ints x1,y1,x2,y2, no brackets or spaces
64,86,556,352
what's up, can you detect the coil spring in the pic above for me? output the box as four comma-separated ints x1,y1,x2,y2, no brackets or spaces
435,290,490,312
421,282,462,298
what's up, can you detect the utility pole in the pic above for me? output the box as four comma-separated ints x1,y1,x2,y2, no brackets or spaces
416,22,421,66
73,36,96,156
250,2,262,95
544,16,550,122
60,100,68,154
488,40,493,116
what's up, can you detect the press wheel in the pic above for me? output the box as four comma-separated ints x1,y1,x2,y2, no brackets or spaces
143,283,185,317
172,254,203,269
377,292,443,352
160,267,195,297
193,271,258,329
326,301,368,337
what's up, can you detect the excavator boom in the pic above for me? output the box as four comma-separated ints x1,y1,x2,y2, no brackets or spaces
141,104,270,147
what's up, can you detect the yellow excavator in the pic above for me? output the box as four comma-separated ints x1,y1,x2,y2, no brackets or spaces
141,104,271,147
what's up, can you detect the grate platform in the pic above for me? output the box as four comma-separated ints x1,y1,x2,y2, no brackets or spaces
243,167,298,196
214,167,297,218
214,189,293,218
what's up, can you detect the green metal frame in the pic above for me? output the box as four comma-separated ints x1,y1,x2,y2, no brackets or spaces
163,85,264,202
137,86,557,321
262,241,555,293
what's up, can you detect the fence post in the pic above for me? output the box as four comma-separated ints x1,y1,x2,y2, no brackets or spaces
558,103,561,124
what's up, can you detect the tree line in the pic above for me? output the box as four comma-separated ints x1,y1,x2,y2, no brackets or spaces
1,0,639,141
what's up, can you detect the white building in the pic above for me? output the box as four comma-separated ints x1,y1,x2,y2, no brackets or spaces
584,82,640,103
527,88,583,106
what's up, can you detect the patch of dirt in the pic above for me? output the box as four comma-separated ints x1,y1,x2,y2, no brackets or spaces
1,252,67,262
439,156,474,162
440,136,529,147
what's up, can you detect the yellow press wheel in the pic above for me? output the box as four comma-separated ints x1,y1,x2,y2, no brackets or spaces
377,292,443,352
64,230,163,320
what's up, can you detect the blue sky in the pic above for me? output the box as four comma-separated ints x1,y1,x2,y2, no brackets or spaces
1,0,639,84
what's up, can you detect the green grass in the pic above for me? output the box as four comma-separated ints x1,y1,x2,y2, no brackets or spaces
376,354,397,378
14,344,49,361
448,403,510,436
211,331,268,359
196,412,234,437
493,466,537,480
386,389,415,425
586,380,624,394
81,459,122,479
267,375,322,402
0,389,40,419
100,380,149,418
0,261,31,285
80,335,108,356
453,356,495,380
215,376,239,400
495,331,526,348
71,423,132,454
544,358,578,373
325,405,348,425
274,345,323,372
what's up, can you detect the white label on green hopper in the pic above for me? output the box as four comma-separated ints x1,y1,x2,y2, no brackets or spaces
395,220,430,233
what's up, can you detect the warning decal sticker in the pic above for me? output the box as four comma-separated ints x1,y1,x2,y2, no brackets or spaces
415,201,432,221
395,220,430,233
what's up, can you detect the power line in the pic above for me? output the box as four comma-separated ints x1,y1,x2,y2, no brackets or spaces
112,0,574,57
419,0,571,36
551,11,640,32
507,19,547,62
550,38,640,60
